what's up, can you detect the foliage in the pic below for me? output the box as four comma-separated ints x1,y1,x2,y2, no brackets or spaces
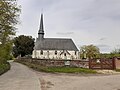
0,0,20,64
111,48,120,54
115,69,120,72
13,35,35,57
80,44,100,59
100,53,113,58
0,0,21,45
109,48,120,58
112,54,120,57
0,62,10,75
16,60,97,74
99,53,120,59
0,42,13,64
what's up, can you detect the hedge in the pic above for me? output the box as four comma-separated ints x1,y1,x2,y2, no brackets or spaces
0,62,10,75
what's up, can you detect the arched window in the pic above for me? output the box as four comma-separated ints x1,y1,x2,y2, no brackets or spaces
55,51,57,55
75,51,77,55
40,50,43,55
64,53,66,56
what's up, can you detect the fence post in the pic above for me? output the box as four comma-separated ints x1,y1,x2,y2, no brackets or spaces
100,59,103,69
112,57,116,70
89,59,91,69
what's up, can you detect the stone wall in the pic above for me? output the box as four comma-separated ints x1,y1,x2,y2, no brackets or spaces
16,57,120,69
16,58,89,68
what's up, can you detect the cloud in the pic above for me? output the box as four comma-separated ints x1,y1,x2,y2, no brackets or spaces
17,0,120,53
96,44,112,53
97,44,111,48
99,38,106,41
56,32,74,35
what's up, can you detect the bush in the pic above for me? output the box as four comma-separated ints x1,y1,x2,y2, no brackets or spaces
0,62,10,75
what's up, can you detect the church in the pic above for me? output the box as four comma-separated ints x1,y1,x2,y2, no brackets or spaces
32,14,80,60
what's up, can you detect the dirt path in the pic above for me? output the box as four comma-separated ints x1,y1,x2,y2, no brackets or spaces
35,71,120,90
0,62,40,90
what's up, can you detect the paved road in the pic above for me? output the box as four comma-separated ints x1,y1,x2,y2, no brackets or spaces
36,71,120,90
0,62,40,90
1,62,120,90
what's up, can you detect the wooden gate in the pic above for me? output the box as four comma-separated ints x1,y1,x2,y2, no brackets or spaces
89,58,116,70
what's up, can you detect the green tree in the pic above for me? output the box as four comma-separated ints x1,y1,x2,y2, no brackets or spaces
0,42,13,63
100,53,114,59
111,48,120,54
80,44,100,59
0,0,20,63
0,0,20,45
110,48,120,57
13,35,34,57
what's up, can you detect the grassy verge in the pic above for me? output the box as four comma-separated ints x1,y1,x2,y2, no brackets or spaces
115,69,120,72
0,62,10,75
16,61,97,74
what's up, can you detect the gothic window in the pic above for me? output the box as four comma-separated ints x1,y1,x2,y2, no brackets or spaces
40,50,43,55
64,53,66,56
75,51,77,55
55,51,57,55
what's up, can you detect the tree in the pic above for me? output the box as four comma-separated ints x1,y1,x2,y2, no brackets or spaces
111,48,120,54
0,0,20,45
110,48,120,57
0,42,13,63
80,44,100,59
13,35,34,57
0,0,20,63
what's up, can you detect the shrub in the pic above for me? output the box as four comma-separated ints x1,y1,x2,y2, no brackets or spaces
0,62,10,75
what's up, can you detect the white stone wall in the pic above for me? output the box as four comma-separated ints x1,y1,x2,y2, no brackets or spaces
32,50,80,60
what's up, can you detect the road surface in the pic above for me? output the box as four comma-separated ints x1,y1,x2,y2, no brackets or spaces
0,62,40,90
1,62,120,90
36,70,120,90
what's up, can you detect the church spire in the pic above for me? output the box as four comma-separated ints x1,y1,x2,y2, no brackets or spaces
38,13,44,39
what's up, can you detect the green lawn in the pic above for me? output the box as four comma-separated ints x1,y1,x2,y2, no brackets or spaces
16,61,97,74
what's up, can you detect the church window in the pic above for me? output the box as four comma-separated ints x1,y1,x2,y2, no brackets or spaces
40,50,43,55
64,53,66,56
55,51,57,55
75,51,77,55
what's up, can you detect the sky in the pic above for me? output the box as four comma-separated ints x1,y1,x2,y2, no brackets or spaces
17,0,120,53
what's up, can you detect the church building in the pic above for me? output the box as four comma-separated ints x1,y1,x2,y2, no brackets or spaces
32,14,79,60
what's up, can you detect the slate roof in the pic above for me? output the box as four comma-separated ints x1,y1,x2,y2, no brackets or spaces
34,38,79,51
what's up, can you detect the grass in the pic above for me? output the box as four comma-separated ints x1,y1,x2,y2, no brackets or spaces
115,69,120,72
16,61,97,74
46,67,97,73
0,62,10,75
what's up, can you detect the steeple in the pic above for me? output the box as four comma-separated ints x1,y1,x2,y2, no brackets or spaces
38,13,44,39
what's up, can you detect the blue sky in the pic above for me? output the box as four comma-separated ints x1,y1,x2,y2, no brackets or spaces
17,0,120,53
